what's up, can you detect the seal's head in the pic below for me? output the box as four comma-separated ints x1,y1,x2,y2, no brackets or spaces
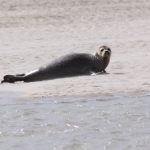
95,45,111,59
94,45,111,71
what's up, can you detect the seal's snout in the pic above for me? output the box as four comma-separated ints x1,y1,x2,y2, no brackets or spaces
104,50,111,56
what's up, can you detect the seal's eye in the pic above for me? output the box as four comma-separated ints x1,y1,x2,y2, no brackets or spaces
101,49,104,52
107,48,111,52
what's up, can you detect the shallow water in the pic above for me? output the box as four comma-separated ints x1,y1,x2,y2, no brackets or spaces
0,93,150,150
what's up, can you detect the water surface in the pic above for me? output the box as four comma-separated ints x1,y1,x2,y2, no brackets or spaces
0,93,150,150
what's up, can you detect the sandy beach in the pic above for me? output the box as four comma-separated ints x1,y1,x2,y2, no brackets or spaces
0,0,150,98
0,0,150,150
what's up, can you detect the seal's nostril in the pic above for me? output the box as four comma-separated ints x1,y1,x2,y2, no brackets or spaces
105,51,110,55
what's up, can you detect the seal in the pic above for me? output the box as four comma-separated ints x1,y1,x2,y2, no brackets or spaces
1,45,111,83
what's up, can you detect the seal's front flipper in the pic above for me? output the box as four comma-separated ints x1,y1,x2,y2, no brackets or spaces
91,70,108,76
91,72,97,76
97,70,109,75
102,70,106,73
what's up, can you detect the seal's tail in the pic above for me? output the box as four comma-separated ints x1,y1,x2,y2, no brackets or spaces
1,75,24,83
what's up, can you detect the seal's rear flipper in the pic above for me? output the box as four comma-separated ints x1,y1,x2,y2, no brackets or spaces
1,75,16,83
16,73,25,77
1,75,24,83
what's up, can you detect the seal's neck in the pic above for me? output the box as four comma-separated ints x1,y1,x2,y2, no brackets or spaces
94,52,110,71
102,55,110,70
